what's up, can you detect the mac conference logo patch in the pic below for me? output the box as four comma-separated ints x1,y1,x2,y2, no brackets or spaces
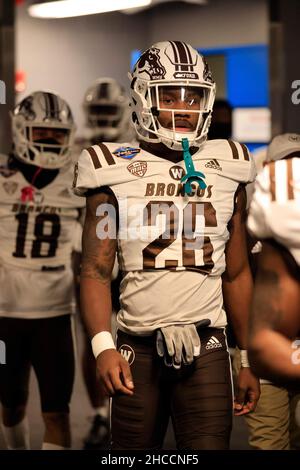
127,161,147,177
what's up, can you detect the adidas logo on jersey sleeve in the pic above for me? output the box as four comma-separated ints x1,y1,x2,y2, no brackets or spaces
205,159,222,171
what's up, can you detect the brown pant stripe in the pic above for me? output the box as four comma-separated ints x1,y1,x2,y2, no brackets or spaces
97,143,116,166
228,140,239,159
86,146,101,169
240,143,250,161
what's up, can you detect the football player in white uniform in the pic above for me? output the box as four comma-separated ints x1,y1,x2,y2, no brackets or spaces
248,134,300,382
74,41,260,450
80,78,132,449
82,77,134,146
0,91,85,449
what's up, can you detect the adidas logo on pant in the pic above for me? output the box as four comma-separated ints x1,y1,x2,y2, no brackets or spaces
206,336,222,350
205,159,222,171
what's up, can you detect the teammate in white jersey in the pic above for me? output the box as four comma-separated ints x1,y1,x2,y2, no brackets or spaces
248,133,300,382
0,91,85,450
74,41,260,450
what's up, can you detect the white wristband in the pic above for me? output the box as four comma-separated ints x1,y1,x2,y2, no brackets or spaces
91,331,116,359
240,349,250,368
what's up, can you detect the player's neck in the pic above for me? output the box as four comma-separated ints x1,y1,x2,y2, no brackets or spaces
140,141,198,163
9,156,59,189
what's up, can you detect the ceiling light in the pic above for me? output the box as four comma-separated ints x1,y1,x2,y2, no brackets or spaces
28,0,152,19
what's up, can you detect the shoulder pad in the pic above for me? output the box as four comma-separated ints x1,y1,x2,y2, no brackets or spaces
197,139,256,183
72,142,141,196
0,154,17,178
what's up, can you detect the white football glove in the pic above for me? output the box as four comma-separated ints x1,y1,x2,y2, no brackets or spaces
156,324,201,369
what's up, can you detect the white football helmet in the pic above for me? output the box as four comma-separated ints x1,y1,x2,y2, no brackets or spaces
129,41,216,150
83,78,131,142
266,133,300,162
11,91,76,169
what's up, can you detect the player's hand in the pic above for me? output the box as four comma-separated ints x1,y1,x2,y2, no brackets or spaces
96,349,134,397
234,367,260,416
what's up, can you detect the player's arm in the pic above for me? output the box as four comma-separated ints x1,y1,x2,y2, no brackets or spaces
222,184,260,415
248,241,300,382
80,190,134,396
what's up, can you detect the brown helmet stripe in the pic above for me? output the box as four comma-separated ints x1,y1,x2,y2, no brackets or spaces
240,143,250,161
170,41,180,71
45,92,60,120
228,140,239,159
97,143,116,166
174,41,189,71
98,82,109,99
184,42,194,70
86,146,101,169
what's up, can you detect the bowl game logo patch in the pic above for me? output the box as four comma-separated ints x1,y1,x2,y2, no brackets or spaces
113,147,140,159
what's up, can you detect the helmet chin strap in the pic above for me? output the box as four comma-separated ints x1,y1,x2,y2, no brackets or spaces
180,138,206,195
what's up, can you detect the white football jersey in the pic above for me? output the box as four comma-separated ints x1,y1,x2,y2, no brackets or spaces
248,157,300,265
0,155,85,318
74,140,256,334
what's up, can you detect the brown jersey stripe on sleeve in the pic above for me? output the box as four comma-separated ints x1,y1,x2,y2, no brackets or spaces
269,161,276,201
287,159,295,200
228,140,239,159
86,146,101,169
240,143,250,161
97,143,116,166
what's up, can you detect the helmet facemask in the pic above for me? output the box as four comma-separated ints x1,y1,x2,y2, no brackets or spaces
133,82,215,150
130,41,216,150
11,91,76,169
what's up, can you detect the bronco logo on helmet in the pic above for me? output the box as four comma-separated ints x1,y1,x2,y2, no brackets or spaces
134,48,166,80
202,56,213,83
19,96,36,121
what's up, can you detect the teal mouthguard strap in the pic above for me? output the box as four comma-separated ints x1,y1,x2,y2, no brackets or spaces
181,138,206,194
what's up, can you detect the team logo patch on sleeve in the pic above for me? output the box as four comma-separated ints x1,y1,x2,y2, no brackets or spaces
3,181,18,195
113,147,140,159
127,161,147,177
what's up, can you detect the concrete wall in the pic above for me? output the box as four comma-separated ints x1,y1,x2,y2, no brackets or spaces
16,1,148,134
16,0,268,135
147,0,268,48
